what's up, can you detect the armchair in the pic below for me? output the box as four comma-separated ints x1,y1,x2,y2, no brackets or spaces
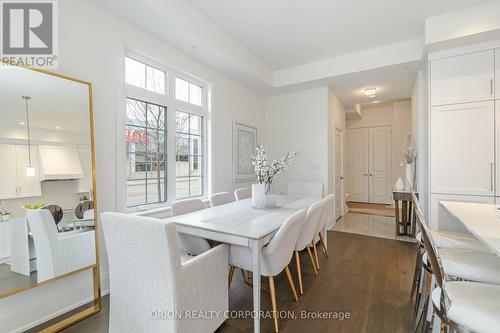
101,212,228,333
25,209,96,283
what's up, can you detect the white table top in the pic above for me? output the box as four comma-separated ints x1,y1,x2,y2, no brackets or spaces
440,201,500,256
162,196,317,240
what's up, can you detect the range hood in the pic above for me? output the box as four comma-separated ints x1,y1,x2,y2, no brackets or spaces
38,145,84,181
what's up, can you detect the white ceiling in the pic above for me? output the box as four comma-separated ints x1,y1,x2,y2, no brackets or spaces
187,0,497,69
327,62,420,108
0,65,90,135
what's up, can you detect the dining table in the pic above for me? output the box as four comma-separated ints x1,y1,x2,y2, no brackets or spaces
439,201,500,256
162,195,322,333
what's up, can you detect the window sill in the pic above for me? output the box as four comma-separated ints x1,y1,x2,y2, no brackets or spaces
125,197,210,218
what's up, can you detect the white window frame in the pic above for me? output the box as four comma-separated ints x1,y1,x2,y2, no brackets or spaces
122,51,210,212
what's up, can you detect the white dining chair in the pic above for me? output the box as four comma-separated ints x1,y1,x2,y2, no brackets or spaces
101,212,228,333
26,209,96,283
209,192,235,207
417,211,500,333
294,199,323,294
234,187,251,201
288,182,323,198
310,194,332,269
171,198,211,255
228,209,307,333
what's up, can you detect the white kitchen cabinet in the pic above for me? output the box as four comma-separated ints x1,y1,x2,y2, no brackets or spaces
431,50,495,106
430,193,494,230
431,101,495,196
0,145,18,199
496,49,500,98
0,144,41,199
497,100,500,195
76,145,93,193
15,145,41,197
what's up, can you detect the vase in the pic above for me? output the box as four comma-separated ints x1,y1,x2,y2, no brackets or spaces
405,164,413,191
395,177,405,191
252,183,267,208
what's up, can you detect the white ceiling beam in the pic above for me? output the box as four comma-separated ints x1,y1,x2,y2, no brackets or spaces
425,0,500,49
273,38,424,88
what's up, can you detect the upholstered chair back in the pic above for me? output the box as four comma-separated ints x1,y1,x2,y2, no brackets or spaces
171,198,205,216
101,213,180,333
26,209,58,277
209,192,235,207
262,209,307,276
296,200,323,251
234,188,251,201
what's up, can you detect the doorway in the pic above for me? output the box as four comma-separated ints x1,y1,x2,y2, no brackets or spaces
347,126,392,204
335,128,344,220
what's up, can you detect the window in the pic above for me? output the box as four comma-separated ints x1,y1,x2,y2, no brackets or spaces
125,57,166,94
175,77,203,106
125,98,167,207
124,54,209,209
176,111,204,199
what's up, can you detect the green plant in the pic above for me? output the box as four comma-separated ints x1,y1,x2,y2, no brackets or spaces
23,203,45,210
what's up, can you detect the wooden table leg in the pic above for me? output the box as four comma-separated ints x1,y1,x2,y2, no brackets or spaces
395,199,400,236
401,201,407,236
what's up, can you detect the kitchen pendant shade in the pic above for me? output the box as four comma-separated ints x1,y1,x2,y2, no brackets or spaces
26,165,35,177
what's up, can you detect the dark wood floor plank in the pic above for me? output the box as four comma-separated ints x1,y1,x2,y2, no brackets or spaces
29,231,416,333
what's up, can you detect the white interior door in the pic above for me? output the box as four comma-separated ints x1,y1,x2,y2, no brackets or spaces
348,128,368,202
0,145,18,199
368,127,392,204
335,128,343,220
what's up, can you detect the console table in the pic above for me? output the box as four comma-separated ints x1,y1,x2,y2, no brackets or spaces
393,190,416,237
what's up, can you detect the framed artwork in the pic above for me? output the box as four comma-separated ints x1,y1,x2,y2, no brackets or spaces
233,122,257,182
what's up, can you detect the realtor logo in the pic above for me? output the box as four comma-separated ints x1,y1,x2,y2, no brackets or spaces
1,0,58,68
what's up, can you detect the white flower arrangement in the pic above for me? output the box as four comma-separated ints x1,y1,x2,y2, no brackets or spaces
402,138,417,165
252,145,298,193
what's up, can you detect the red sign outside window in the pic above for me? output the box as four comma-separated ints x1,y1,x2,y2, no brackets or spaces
126,129,149,144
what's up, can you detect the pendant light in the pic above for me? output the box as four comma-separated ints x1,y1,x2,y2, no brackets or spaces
22,96,35,177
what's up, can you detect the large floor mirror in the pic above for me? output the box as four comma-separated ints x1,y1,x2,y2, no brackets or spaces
0,63,100,331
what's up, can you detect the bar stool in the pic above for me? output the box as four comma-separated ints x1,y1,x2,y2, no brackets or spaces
419,210,500,333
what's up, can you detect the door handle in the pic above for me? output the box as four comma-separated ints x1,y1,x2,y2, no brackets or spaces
369,173,374,176
340,176,344,180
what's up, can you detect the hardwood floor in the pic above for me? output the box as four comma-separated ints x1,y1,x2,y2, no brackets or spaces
347,202,396,218
0,263,37,296
30,231,416,333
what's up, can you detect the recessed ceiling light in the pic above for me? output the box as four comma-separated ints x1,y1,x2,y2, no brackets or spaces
372,100,382,104
55,125,60,129
368,94,376,98
19,121,25,125
364,87,377,96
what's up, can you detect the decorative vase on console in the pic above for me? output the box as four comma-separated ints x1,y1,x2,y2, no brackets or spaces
251,145,298,208
402,138,417,191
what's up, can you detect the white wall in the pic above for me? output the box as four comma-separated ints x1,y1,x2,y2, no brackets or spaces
411,71,428,216
265,88,329,195
346,101,412,188
0,1,266,331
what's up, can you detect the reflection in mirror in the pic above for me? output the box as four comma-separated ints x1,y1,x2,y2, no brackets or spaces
0,65,96,296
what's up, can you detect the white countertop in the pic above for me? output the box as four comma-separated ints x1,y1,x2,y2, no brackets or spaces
440,201,500,256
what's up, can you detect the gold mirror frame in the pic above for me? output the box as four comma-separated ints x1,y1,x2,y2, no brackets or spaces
0,61,101,332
